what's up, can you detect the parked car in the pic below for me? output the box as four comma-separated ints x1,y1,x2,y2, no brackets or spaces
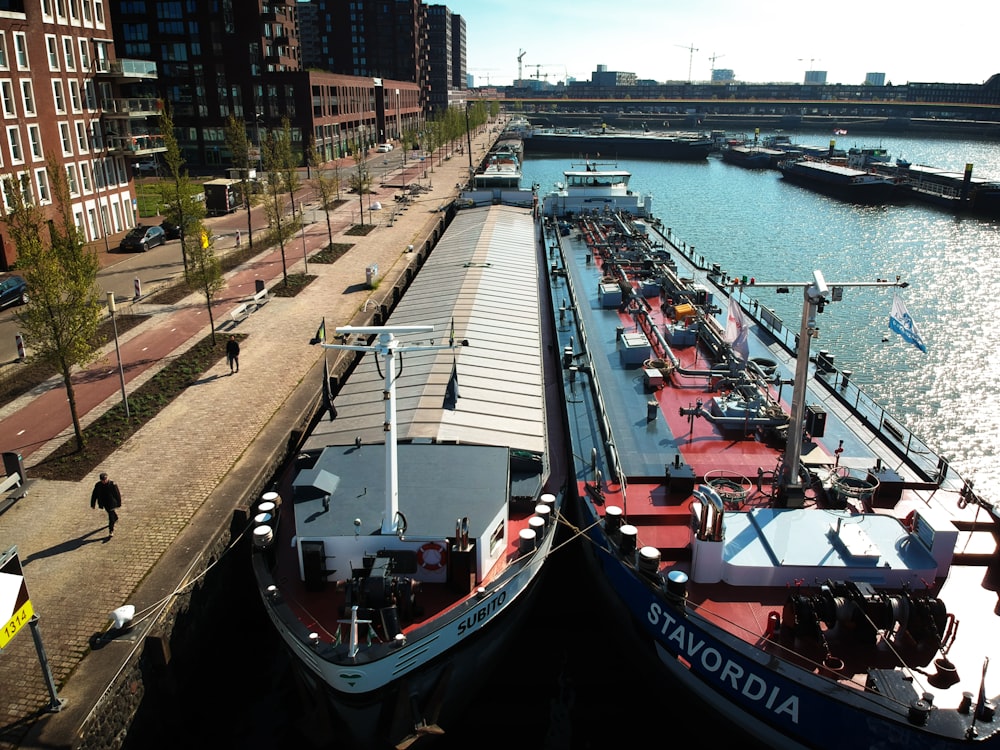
134,160,158,175
0,274,27,308
160,220,181,240
376,143,394,152
119,224,166,252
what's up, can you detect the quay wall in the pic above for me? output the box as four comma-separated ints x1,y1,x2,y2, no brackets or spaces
69,207,457,750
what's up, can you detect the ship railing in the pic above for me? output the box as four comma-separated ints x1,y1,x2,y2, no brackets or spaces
554,226,628,494
732,287,965,493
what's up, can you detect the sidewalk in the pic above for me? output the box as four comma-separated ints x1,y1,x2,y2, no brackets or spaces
0,124,503,749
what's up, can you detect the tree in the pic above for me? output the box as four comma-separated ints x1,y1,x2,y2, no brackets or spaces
185,223,226,344
349,150,372,226
225,115,255,250
277,117,301,224
261,127,294,285
5,157,103,450
308,140,339,250
157,106,206,277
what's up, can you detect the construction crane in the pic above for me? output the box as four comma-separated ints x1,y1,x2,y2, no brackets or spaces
529,64,560,81
677,43,699,83
517,49,526,85
709,52,725,78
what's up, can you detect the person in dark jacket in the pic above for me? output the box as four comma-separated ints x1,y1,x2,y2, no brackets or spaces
226,335,240,374
91,472,122,538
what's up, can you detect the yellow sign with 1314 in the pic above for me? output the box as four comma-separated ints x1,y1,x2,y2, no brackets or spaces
1,546,33,650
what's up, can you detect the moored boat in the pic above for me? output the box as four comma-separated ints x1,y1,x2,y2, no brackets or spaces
872,160,1000,217
722,144,788,169
540,163,1000,750
777,157,902,204
524,127,712,160
473,143,523,189
251,202,566,748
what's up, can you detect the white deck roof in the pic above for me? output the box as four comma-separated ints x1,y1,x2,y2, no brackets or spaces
304,204,545,455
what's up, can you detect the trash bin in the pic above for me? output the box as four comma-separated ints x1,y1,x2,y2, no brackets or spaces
366,264,378,287
2,452,24,480
255,279,266,294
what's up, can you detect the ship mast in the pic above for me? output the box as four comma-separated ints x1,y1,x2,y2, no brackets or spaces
323,325,466,535
749,271,909,502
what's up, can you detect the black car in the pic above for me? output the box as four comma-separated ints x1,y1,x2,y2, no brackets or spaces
159,219,197,240
0,274,28,308
160,220,181,239
119,225,166,252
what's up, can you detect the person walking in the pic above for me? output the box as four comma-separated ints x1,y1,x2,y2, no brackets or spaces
226,335,240,374
91,472,122,538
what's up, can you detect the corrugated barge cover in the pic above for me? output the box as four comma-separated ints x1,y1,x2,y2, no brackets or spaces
304,204,545,455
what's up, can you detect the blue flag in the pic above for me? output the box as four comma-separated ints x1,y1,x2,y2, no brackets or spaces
322,354,336,420
889,294,927,353
443,357,459,410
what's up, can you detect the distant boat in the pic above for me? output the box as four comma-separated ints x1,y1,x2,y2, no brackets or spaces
777,157,901,204
524,127,712,160
722,144,788,169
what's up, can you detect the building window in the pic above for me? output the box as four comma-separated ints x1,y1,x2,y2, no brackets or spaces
59,122,72,154
66,165,78,195
52,81,65,113
80,161,91,191
1,81,14,117
68,79,81,111
78,39,90,70
75,121,87,152
13,33,28,71
94,0,104,25
20,80,35,116
35,168,50,204
42,0,54,18
46,36,59,71
82,0,93,23
56,0,67,20
27,125,42,160
7,127,23,163
0,34,7,70
62,37,76,70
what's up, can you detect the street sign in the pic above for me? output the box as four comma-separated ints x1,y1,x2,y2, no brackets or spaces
1,546,33,650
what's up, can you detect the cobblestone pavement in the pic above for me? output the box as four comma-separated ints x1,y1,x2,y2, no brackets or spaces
0,125,504,749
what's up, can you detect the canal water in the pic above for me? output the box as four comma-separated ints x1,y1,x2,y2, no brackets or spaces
124,132,998,748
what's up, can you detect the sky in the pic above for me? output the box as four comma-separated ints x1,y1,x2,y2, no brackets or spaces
453,0,997,88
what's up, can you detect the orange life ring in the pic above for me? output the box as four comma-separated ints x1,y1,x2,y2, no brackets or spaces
903,510,917,532
417,542,448,571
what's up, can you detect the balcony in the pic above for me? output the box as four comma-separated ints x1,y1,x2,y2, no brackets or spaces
101,97,164,118
106,132,167,157
94,58,158,81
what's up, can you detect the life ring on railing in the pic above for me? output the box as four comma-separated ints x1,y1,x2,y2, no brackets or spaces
417,542,448,571
903,510,917,532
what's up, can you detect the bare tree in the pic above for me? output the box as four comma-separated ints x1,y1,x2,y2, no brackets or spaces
349,150,372,226
225,115,255,249
261,128,294,285
185,222,226,344
157,106,206,277
277,117,301,223
5,158,103,450
308,140,339,250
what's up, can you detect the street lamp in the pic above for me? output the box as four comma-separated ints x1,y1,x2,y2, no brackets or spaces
106,292,129,418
